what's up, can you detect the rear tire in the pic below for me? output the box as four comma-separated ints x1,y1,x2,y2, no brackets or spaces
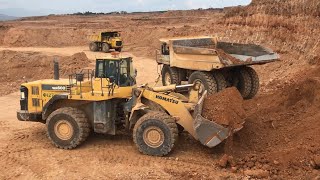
102,43,110,53
89,42,98,52
161,65,181,86
235,68,252,99
188,71,218,94
46,107,90,150
133,112,178,156
212,71,227,92
245,67,260,99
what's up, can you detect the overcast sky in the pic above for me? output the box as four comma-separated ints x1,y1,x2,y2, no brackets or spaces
0,0,251,17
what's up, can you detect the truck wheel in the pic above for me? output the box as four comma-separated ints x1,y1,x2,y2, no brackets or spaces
212,71,227,92
102,43,110,53
245,67,260,99
115,48,122,52
46,107,90,149
235,68,252,99
133,112,178,156
161,65,181,86
89,42,98,52
188,71,218,94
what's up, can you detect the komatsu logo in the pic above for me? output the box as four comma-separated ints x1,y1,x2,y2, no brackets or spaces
52,86,66,90
155,95,179,104
42,85,67,91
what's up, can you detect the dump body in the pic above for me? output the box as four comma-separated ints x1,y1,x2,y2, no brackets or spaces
156,37,279,71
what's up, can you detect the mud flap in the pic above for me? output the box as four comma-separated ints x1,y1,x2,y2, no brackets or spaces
193,90,236,148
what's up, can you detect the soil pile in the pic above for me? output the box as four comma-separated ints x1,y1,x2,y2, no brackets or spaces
0,50,90,95
229,66,320,179
202,87,246,127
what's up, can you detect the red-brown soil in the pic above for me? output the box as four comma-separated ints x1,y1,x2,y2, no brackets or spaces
0,50,90,95
202,87,246,127
0,0,319,179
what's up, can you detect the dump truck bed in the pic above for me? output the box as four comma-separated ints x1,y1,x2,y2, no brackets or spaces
157,37,279,71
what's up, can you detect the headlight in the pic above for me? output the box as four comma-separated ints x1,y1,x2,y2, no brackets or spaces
21,91,25,99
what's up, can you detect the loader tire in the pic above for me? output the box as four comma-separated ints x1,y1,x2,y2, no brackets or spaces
212,71,227,92
188,71,218,94
245,67,260,99
162,65,181,86
102,43,110,53
236,68,252,99
133,112,178,156
89,42,98,52
115,48,122,52
46,107,90,150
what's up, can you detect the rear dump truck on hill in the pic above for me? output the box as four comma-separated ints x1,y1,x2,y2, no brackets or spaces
88,31,123,53
157,36,279,99
17,56,244,156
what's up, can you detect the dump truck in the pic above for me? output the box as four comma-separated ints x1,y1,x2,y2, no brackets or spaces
88,31,123,53
156,36,279,99
17,55,243,156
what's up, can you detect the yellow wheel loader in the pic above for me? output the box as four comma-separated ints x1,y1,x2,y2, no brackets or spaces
88,31,123,53
17,56,243,156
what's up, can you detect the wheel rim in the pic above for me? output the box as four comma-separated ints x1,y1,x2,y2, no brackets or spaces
143,126,164,148
194,79,205,95
164,72,172,86
54,120,74,140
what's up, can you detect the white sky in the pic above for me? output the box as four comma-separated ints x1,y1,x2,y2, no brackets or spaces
0,0,252,16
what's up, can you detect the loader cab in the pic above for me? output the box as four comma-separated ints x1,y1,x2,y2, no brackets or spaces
95,57,136,87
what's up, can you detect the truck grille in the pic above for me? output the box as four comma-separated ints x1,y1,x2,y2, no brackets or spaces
116,41,122,47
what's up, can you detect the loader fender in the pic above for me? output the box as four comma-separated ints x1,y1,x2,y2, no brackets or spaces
42,94,68,120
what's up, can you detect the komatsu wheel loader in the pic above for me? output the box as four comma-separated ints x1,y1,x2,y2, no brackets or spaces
17,55,243,156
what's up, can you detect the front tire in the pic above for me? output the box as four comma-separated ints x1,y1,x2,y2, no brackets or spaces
188,71,218,94
133,112,178,156
102,43,110,53
161,65,181,86
46,107,90,149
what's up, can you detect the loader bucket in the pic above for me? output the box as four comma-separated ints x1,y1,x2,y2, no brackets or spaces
193,91,243,148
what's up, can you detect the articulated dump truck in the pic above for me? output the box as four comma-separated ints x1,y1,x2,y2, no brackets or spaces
157,36,279,99
17,56,243,156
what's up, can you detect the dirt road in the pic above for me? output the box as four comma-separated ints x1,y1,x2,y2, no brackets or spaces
0,93,237,179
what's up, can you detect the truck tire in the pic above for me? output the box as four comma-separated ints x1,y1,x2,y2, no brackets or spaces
89,42,98,52
161,65,181,86
46,107,90,150
188,71,218,94
115,48,122,52
236,68,252,99
133,112,178,156
245,67,260,99
102,43,110,53
212,71,227,92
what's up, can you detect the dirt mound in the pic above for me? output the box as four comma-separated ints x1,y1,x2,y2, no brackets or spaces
228,67,320,179
202,87,246,127
0,50,90,96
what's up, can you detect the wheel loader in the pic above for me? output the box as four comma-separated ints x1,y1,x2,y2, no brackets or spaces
88,31,123,53
17,55,243,156
156,36,280,99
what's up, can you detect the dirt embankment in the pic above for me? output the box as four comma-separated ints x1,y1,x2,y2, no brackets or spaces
0,50,90,96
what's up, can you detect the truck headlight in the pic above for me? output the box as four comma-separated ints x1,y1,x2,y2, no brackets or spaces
21,91,25,99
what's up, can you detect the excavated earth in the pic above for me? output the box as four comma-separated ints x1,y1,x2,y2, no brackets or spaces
0,0,319,179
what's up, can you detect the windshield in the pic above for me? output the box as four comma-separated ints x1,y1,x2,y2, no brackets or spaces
95,58,136,87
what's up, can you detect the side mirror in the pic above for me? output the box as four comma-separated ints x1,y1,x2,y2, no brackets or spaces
76,73,84,82
109,76,115,83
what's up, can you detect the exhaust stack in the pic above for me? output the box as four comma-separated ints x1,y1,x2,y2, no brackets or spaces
53,60,59,80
